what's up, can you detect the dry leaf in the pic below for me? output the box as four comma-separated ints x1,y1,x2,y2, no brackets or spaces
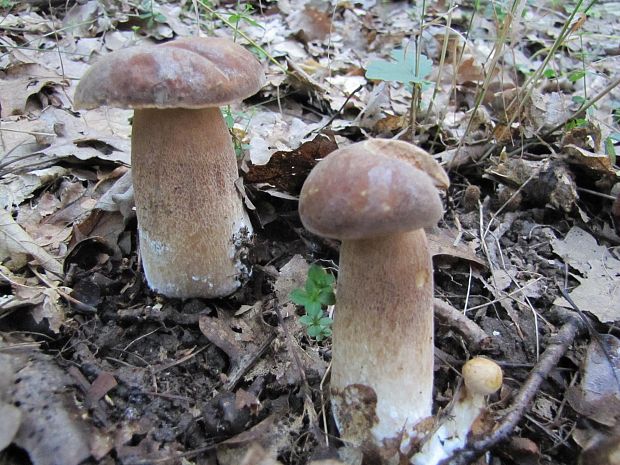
563,144,619,177
1,347,111,465
246,134,337,194
0,63,65,117
552,227,620,322
567,334,620,427
0,209,63,275
272,254,311,302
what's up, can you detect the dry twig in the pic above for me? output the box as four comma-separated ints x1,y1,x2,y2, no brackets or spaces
433,298,490,350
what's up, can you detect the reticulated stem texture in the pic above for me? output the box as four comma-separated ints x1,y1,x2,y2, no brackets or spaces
331,229,434,448
132,107,252,298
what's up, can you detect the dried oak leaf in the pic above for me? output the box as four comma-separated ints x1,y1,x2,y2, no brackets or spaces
245,134,337,194
0,63,66,117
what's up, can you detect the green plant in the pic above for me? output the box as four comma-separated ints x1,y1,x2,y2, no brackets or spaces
137,0,167,29
365,46,433,137
0,0,14,9
606,133,619,165
290,265,335,341
227,4,264,40
221,106,251,158
197,0,287,73
366,46,433,90
564,118,588,131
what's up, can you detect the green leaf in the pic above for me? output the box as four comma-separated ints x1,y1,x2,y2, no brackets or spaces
319,317,333,326
305,275,319,294
290,288,310,306
543,68,556,79
307,325,323,337
565,118,587,131
605,137,617,165
222,108,235,129
307,264,325,284
318,289,336,306
572,95,586,105
305,302,323,319
366,47,433,85
299,315,315,326
315,270,335,288
568,70,586,83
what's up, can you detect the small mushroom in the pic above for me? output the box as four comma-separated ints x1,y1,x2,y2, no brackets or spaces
74,37,265,298
298,139,449,452
413,357,503,464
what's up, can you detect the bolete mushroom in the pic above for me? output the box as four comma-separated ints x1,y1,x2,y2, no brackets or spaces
298,139,449,452
74,37,265,298
413,357,503,464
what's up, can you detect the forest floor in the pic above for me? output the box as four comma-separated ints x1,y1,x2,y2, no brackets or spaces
0,1,619,465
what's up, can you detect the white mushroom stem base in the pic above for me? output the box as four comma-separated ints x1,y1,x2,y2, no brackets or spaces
331,229,434,451
411,387,487,465
132,107,252,298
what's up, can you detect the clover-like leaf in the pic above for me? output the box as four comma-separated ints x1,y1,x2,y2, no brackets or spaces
366,47,433,86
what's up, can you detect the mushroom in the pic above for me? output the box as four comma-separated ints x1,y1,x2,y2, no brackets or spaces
74,37,265,298
413,357,503,464
298,139,449,453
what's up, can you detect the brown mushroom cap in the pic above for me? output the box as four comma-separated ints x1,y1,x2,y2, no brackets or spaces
74,37,265,110
299,139,448,240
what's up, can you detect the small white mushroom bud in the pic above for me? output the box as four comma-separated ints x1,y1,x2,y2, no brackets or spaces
412,357,503,465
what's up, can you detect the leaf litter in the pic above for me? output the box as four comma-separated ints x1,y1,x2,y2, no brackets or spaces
0,0,619,464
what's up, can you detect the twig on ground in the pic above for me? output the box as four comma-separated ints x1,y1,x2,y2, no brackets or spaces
29,265,97,314
441,316,585,465
433,298,490,350
317,85,364,134
224,332,276,391
151,346,208,375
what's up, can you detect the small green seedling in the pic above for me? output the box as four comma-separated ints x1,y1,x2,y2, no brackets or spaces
290,265,335,341
221,106,251,158
227,4,264,40
564,118,588,131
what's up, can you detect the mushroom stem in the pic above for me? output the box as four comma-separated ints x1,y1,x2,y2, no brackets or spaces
332,228,434,448
132,107,252,298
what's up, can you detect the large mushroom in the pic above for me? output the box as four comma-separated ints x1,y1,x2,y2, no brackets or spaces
298,139,449,454
74,37,265,298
